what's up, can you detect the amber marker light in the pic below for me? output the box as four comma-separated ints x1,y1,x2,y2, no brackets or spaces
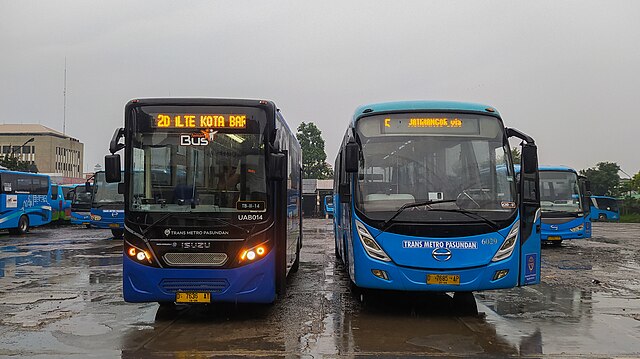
128,247,136,257
256,247,265,256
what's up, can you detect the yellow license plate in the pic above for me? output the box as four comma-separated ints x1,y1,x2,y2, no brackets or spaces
427,274,460,285
109,223,120,228
176,292,211,303
547,236,562,241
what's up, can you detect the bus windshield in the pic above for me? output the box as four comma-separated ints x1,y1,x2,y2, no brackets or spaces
93,172,124,205
540,171,582,213
355,113,516,223
595,197,618,211
129,105,267,213
73,185,93,205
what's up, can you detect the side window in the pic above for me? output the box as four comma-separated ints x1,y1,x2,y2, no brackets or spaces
51,185,59,200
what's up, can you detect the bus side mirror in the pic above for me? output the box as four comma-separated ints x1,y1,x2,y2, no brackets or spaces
345,142,359,173
105,154,122,183
118,183,125,195
85,181,91,193
269,152,286,181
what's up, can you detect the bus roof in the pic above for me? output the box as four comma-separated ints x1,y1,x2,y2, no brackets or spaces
352,101,500,123
538,165,578,173
0,169,50,178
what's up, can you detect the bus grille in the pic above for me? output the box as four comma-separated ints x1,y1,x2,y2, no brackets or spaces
163,253,228,266
160,278,229,293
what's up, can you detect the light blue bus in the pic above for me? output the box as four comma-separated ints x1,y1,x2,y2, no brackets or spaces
333,101,541,311
590,195,620,222
70,183,92,227
90,171,125,238
537,166,591,244
0,170,52,234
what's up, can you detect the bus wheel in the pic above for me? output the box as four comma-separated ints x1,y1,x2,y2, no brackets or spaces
598,214,606,221
85,224,92,229
291,240,301,273
453,292,477,316
111,228,124,238
9,215,30,235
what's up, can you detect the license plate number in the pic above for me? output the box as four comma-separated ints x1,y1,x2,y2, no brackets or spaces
109,223,120,228
176,292,211,303
547,236,562,241
427,274,460,285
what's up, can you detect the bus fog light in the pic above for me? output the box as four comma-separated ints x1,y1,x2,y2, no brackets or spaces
569,224,584,232
493,269,509,280
371,269,389,280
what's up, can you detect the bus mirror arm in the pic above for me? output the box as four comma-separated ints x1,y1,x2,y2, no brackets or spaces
109,127,125,154
506,127,535,145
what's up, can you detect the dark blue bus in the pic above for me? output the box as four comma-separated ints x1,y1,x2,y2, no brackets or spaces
104,98,302,305
333,101,541,310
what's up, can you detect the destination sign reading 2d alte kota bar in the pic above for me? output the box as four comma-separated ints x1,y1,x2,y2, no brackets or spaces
153,114,247,129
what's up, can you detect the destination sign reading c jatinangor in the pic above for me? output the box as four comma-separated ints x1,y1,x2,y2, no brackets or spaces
153,114,247,129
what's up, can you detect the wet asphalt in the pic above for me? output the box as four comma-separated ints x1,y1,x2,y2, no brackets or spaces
0,219,639,358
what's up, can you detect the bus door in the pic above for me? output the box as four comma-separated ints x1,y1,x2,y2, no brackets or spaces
508,129,541,287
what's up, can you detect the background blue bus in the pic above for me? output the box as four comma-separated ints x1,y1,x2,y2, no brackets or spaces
590,195,620,222
104,98,302,305
536,166,591,244
70,183,93,227
333,101,541,312
0,170,52,234
90,171,125,238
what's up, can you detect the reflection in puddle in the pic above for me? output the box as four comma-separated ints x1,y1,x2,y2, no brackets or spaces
478,283,640,355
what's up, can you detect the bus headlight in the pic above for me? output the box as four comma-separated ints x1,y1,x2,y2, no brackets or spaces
91,214,102,221
126,242,152,264
569,224,584,232
238,241,270,265
492,222,519,262
356,220,391,262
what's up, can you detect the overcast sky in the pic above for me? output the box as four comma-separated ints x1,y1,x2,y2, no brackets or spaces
1,1,639,175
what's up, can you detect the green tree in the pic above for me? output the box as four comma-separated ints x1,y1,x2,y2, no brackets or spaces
510,148,521,165
296,122,333,179
0,155,36,172
579,162,620,196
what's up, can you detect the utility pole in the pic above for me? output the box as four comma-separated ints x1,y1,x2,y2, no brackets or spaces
63,57,67,135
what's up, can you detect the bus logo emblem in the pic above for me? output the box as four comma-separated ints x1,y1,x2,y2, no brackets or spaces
432,248,452,261
550,225,558,230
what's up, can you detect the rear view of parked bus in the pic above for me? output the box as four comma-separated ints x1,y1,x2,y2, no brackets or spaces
90,171,125,237
0,170,52,234
590,196,620,222
537,166,591,244
333,101,541,310
104,98,302,305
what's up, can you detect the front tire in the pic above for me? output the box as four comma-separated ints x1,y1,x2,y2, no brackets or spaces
598,214,606,221
111,228,124,238
290,239,301,273
9,215,30,235
453,292,477,316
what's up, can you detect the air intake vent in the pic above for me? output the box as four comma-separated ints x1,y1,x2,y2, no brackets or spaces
159,278,229,293
163,253,228,266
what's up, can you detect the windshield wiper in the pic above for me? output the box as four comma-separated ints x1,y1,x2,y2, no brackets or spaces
422,208,500,231
380,199,457,231
142,212,176,237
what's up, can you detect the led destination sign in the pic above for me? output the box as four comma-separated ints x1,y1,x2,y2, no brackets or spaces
152,113,247,129
380,115,480,135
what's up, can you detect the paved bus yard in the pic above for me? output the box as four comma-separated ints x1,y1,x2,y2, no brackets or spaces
0,220,639,358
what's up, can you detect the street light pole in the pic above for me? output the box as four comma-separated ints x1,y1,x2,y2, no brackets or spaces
10,137,35,157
